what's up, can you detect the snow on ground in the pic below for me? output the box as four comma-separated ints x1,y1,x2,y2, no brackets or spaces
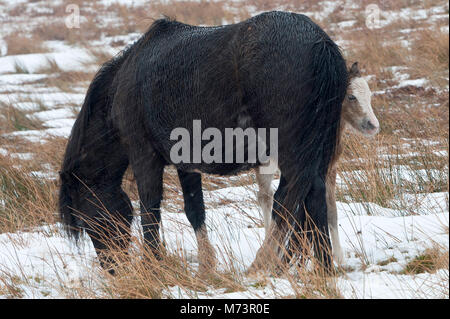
0,49,95,74
0,0,448,299
0,184,447,299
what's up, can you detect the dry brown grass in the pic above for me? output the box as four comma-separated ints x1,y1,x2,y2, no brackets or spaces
34,57,62,74
31,18,102,45
42,206,344,299
0,0,448,299
409,28,449,87
0,154,57,233
345,31,411,84
336,134,448,207
0,102,43,133
333,0,449,209
149,0,248,25
45,70,95,93
86,48,114,67
402,246,449,274
341,1,448,89
90,240,248,299
357,0,426,11
2,34,47,55
0,131,66,233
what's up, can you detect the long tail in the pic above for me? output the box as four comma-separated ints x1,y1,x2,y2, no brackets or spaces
281,38,348,224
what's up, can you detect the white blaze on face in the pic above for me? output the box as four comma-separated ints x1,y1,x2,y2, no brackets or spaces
350,77,379,135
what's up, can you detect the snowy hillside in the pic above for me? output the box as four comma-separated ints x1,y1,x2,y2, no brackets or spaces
0,0,448,299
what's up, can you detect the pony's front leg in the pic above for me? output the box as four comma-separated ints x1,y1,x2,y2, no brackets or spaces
177,170,216,275
247,175,288,276
130,149,165,260
326,167,344,264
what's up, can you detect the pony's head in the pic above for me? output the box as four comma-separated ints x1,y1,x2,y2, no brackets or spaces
342,62,379,137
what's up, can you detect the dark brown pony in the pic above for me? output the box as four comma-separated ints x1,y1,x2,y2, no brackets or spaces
59,12,348,274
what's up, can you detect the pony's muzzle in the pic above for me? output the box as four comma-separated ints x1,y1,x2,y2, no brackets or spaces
361,118,379,136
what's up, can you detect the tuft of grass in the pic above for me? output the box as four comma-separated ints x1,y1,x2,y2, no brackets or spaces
0,154,57,234
32,17,102,45
0,139,62,233
377,256,398,266
409,28,449,88
3,34,46,55
35,57,62,74
86,48,114,67
12,60,30,74
402,247,448,274
0,275,25,299
0,102,43,133
45,70,95,93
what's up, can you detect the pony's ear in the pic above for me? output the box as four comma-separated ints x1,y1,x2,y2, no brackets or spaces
349,62,361,77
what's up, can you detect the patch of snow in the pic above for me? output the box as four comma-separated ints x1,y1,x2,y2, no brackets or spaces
0,73,48,85
337,20,357,28
30,108,75,122
0,49,96,74
396,78,428,88
0,185,447,298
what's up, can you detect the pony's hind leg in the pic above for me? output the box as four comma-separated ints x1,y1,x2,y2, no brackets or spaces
255,170,274,237
326,168,344,264
130,148,165,260
304,175,333,271
177,170,216,274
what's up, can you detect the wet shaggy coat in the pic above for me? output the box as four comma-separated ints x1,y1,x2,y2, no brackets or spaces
59,11,348,270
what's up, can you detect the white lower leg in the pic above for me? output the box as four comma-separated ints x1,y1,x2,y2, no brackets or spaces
255,171,274,238
326,170,344,264
263,209,272,238
329,224,343,263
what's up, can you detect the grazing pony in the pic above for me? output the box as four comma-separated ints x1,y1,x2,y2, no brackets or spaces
251,62,379,267
59,12,348,274
178,62,379,271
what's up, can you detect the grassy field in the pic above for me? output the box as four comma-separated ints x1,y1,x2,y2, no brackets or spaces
0,0,448,298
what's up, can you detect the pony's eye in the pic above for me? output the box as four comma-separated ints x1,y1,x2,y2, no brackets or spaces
348,95,356,101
